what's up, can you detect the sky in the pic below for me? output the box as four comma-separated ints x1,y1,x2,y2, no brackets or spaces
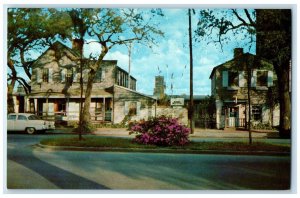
84,8,256,96
12,8,256,96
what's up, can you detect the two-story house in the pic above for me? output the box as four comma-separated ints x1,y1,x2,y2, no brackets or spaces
26,41,156,124
210,48,279,129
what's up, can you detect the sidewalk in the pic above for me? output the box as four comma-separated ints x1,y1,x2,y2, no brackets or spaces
93,127,279,139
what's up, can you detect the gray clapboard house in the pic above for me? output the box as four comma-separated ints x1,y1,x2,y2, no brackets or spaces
26,41,156,124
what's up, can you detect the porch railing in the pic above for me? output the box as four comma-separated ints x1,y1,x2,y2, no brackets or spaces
225,118,246,128
36,111,112,123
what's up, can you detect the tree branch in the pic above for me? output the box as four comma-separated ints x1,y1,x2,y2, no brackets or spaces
244,9,256,27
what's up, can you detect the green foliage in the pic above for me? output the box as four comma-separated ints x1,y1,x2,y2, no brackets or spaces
67,121,79,128
93,122,127,129
40,136,290,153
74,122,96,133
251,123,275,130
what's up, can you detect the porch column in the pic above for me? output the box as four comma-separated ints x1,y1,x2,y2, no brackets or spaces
25,96,29,112
215,100,223,129
46,97,49,119
34,99,38,114
103,97,106,121
66,97,70,121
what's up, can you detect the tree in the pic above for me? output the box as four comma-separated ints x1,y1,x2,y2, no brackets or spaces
7,8,72,113
65,8,164,132
196,9,291,138
196,9,256,143
256,9,291,138
68,9,91,140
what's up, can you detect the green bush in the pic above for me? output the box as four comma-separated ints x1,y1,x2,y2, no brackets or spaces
251,122,274,130
74,122,96,133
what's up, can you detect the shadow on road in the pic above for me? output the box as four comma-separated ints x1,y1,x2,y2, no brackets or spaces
7,148,109,189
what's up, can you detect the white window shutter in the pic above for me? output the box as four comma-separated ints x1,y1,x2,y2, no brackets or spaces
48,103,54,115
48,68,53,82
124,101,129,115
36,68,41,83
251,70,257,87
74,73,80,82
222,71,228,87
137,102,141,115
72,68,77,82
267,71,273,87
239,71,246,87
101,69,105,80
61,69,66,82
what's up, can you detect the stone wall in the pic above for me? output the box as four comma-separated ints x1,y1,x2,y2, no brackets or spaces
156,106,188,125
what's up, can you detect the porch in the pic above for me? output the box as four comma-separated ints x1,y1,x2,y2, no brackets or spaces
27,97,113,124
222,102,247,129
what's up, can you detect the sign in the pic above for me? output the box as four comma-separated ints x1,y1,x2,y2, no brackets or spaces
170,98,184,106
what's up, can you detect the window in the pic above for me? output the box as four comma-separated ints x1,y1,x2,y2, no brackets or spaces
17,115,27,120
58,103,66,112
28,115,41,120
66,69,73,84
128,102,137,116
8,115,16,120
229,107,237,117
257,71,268,87
95,68,105,82
228,71,239,87
125,101,140,116
252,105,262,121
95,68,102,82
42,68,49,82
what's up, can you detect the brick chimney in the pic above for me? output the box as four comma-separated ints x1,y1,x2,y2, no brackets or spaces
234,48,244,58
72,39,84,53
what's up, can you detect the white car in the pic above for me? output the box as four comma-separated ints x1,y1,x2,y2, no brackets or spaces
7,113,55,134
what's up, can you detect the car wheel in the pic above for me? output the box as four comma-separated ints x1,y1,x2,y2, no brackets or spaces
26,127,36,134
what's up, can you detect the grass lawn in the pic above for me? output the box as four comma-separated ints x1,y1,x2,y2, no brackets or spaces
40,136,290,153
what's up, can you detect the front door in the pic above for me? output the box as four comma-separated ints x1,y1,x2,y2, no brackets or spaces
228,107,239,127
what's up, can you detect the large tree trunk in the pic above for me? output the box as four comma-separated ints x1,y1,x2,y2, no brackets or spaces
7,58,17,114
7,80,16,114
276,61,291,138
81,70,97,128
81,48,108,132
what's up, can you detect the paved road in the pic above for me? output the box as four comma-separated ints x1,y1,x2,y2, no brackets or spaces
6,133,291,190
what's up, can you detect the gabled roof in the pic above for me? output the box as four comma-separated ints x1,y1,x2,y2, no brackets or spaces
209,52,254,79
31,41,80,69
209,52,274,79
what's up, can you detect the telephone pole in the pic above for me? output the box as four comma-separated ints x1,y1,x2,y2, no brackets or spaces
188,9,194,134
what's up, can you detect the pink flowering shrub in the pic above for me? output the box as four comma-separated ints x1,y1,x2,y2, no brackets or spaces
129,116,190,146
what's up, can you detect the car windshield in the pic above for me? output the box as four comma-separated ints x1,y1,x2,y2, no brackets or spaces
28,115,42,120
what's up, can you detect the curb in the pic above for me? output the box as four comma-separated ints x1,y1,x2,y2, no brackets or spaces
36,144,290,156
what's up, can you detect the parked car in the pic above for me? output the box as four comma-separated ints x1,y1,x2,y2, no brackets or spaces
7,113,55,134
